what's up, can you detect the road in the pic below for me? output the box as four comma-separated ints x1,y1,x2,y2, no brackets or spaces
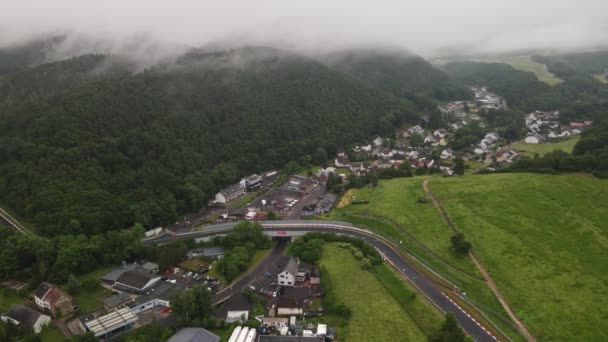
0,207,30,234
212,242,286,305
145,221,500,341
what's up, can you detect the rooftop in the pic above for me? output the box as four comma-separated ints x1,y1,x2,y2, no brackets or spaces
115,270,156,290
167,327,220,342
4,304,47,328
85,307,138,337
103,292,133,308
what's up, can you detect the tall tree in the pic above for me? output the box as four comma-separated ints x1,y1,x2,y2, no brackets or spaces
171,286,215,327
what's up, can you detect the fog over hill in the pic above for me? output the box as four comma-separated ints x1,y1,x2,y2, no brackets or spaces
1,0,607,64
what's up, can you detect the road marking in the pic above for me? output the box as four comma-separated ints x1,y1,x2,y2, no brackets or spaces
441,292,499,341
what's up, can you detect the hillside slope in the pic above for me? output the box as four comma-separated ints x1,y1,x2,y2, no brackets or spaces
325,49,472,109
0,47,416,235
430,173,608,341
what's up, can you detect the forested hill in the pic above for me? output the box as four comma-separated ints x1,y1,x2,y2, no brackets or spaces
443,61,608,122
324,49,472,109
0,46,418,236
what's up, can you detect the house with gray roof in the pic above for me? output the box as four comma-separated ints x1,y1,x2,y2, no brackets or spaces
1,304,51,334
168,327,220,342
114,269,161,293
103,292,134,311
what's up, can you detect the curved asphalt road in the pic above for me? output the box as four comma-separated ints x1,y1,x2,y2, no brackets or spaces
144,220,498,342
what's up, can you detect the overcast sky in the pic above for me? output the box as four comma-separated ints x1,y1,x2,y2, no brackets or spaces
1,0,607,57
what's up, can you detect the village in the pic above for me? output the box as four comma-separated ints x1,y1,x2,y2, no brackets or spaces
330,86,593,176
0,85,595,342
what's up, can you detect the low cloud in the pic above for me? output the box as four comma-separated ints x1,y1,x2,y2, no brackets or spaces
1,0,607,59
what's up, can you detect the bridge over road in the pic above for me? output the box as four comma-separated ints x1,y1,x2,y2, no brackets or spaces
143,220,501,342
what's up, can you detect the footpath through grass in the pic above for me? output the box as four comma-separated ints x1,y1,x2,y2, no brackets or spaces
327,178,527,341
320,244,432,341
430,173,608,341
510,136,579,156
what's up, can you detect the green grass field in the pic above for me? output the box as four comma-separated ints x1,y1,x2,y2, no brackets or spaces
475,55,563,85
510,136,580,156
429,173,608,341
69,266,113,314
40,324,66,342
331,177,572,341
0,288,25,312
320,244,432,341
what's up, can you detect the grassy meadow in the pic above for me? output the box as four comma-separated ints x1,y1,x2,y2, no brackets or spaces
329,178,524,341
429,173,608,341
474,55,563,85
320,243,436,341
510,136,580,156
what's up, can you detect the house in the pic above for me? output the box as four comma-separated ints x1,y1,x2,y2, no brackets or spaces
373,136,383,146
114,269,161,293
278,257,299,287
440,149,454,160
214,183,246,204
334,155,350,168
187,247,225,260
407,125,424,135
1,305,51,334
424,135,436,144
433,129,448,138
226,208,248,221
101,263,138,285
33,282,73,317
360,144,372,152
103,292,134,311
168,328,220,342
244,174,262,192
84,307,138,338
438,137,447,146
276,297,304,316
129,282,178,314
524,135,540,144
262,317,289,329
349,162,366,175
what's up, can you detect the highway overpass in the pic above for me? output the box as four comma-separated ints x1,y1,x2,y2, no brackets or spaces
143,220,500,342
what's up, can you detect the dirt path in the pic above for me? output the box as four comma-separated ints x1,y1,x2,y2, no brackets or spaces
422,179,537,342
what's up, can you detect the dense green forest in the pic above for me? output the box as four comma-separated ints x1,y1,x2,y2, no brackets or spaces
326,49,472,110
0,46,426,236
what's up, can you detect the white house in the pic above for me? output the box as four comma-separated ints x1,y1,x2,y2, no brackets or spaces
440,149,454,159
361,144,372,152
524,135,540,144
373,137,383,147
1,305,51,334
278,258,299,287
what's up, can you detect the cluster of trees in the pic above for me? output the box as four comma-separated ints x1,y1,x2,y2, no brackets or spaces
287,238,325,264
290,232,382,266
319,266,351,324
449,124,485,150
170,285,215,327
215,222,271,282
0,224,146,284
431,313,471,342
450,233,472,254
0,46,422,236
